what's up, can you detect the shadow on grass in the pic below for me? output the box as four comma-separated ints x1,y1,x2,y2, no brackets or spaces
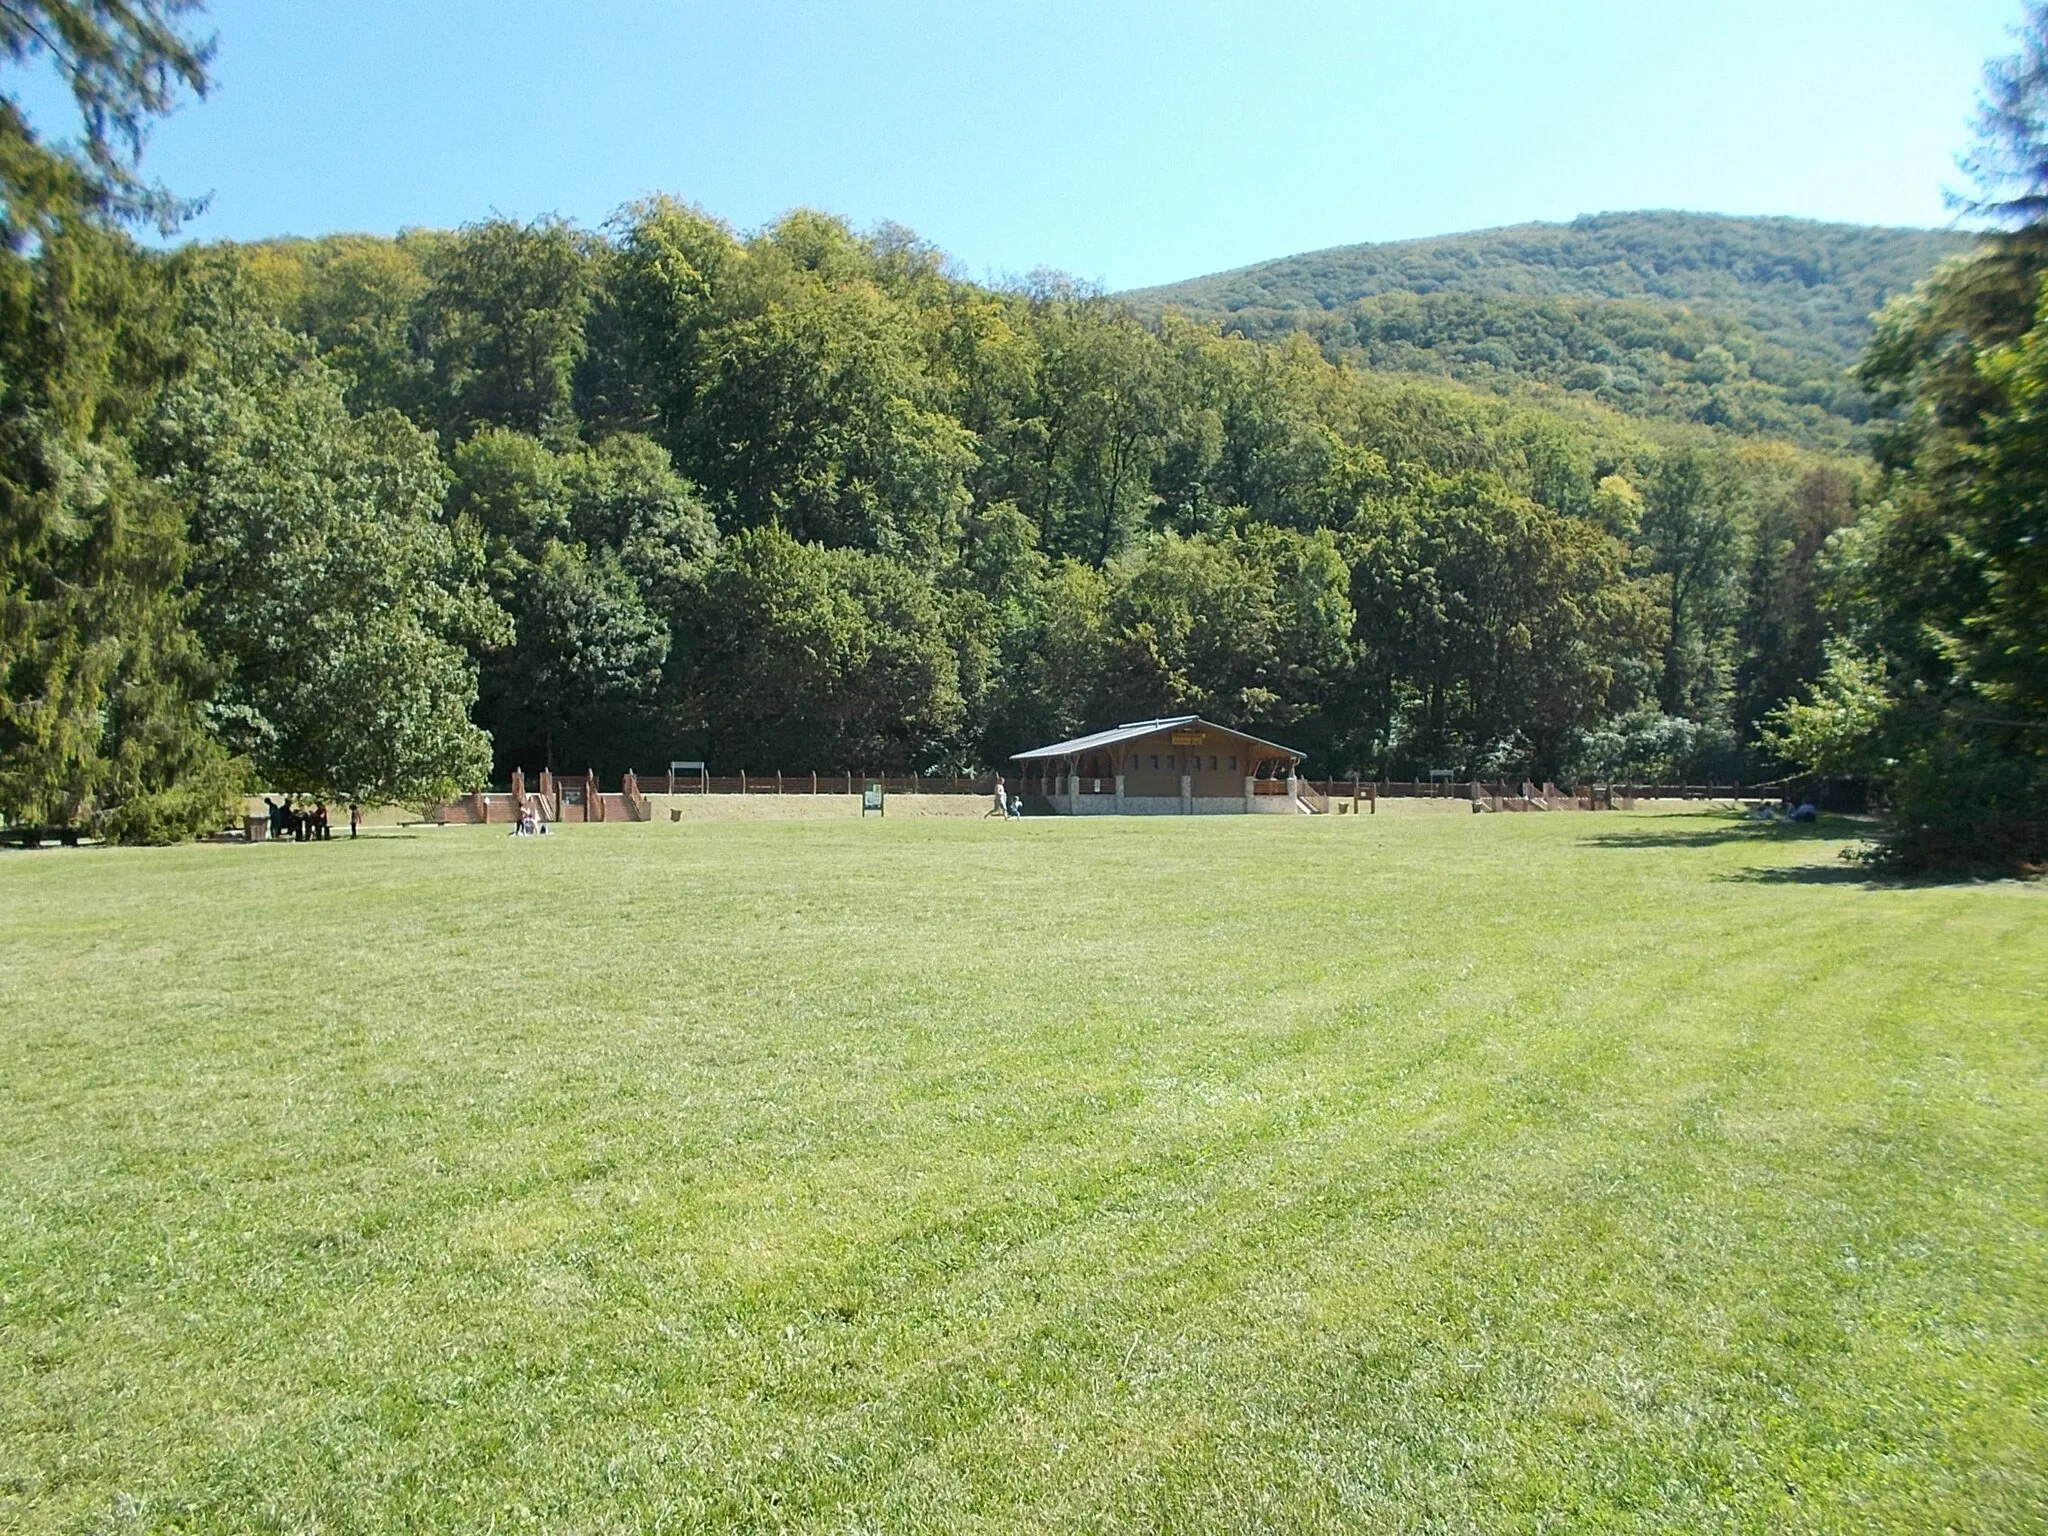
1717,859,2033,890
1594,815,2019,889
1587,814,1865,851
1719,861,1890,887
242,832,426,845
1580,812,1996,888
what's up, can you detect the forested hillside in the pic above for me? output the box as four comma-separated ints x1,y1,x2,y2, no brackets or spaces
1126,213,1975,449
4,198,1865,840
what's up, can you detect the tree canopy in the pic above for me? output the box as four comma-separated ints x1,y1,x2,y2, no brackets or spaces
147,273,501,806
0,0,212,241
0,6,233,841
1763,14,2048,872
4,197,1890,836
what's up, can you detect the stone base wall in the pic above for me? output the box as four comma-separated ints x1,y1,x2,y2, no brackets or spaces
1063,795,1134,815
1056,795,1301,816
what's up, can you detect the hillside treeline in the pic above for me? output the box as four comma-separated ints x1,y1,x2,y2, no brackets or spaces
3,201,1866,836
1128,213,1974,452
1129,213,1970,368
1248,291,1876,450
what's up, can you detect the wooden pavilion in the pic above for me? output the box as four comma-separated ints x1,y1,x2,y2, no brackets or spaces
1009,716,1310,814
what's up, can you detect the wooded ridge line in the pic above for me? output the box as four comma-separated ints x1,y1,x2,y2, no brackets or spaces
1124,211,1977,454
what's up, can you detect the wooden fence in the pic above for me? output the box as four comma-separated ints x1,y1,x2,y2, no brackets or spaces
655,772,1003,796
436,772,1793,822
1293,780,1791,813
1369,780,1785,802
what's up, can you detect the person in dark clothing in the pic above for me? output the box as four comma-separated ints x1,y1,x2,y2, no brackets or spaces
313,802,330,840
349,803,361,839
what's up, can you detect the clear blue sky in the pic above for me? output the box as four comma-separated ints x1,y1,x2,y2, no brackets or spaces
12,0,2029,289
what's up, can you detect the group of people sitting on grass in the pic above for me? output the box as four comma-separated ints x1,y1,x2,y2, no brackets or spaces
1752,799,1820,823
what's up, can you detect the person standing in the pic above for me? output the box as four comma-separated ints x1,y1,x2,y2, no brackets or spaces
349,803,361,839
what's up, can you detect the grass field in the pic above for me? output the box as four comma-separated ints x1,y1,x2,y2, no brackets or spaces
1,811,2042,1534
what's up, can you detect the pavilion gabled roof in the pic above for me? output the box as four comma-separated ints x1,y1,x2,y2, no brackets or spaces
1010,716,1303,763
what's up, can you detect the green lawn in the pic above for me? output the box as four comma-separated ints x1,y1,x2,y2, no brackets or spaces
1,811,2042,1533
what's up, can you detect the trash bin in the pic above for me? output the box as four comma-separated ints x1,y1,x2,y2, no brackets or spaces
245,814,269,842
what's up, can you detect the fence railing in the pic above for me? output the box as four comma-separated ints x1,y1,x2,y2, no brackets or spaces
1370,780,1783,802
434,773,1793,823
636,772,1006,795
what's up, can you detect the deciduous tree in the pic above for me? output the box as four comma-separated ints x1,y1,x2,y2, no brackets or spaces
151,283,501,805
